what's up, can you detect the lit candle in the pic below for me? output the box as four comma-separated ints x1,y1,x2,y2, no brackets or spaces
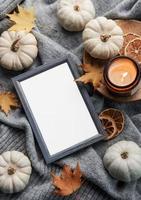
104,56,141,96
108,58,137,87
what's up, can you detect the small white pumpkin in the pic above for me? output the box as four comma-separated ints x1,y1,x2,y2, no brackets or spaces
0,31,38,71
83,17,124,59
57,0,95,32
0,151,32,193
103,141,141,182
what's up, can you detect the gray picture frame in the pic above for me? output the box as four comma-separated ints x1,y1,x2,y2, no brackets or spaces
12,56,105,164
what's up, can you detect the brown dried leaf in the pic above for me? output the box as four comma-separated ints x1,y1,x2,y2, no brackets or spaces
76,63,103,89
51,163,83,196
0,92,20,115
7,6,35,32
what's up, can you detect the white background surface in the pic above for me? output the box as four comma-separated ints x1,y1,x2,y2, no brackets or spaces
20,63,99,155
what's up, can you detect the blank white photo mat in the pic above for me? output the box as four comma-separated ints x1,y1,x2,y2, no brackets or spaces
12,57,105,164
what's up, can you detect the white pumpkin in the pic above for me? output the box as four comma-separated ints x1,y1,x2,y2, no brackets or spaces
103,141,141,182
57,0,95,32
0,31,38,71
83,17,124,59
0,151,32,193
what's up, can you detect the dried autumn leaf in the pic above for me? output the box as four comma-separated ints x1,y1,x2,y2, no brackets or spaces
7,6,35,32
51,163,83,196
76,63,103,89
0,92,20,115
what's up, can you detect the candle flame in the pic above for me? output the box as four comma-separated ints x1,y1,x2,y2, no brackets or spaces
121,72,128,82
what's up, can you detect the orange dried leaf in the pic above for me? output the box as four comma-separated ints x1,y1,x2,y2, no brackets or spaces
51,163,83,196
7,6,35,32
0,92,20,115
76,63,103,89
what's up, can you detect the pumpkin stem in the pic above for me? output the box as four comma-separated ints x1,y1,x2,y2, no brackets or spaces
121,152,128,159
7,167,16,175
100,34,111,42
74,5,80,11
11,39,20,52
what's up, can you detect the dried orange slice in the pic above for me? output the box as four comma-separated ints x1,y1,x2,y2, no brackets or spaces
99,115,117,140
125,38,141,63
119,33,140,55
99,108,125,139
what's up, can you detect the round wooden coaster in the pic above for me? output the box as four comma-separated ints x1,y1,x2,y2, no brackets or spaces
83,20,141,103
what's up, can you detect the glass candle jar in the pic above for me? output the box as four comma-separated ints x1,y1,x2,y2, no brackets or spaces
104,56,141,96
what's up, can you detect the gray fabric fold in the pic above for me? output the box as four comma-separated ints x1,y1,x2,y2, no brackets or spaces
0,0,23,20
0,0,141,200
106,0,141,19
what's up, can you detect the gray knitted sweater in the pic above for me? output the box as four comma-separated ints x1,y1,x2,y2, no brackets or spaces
0,0,141,200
